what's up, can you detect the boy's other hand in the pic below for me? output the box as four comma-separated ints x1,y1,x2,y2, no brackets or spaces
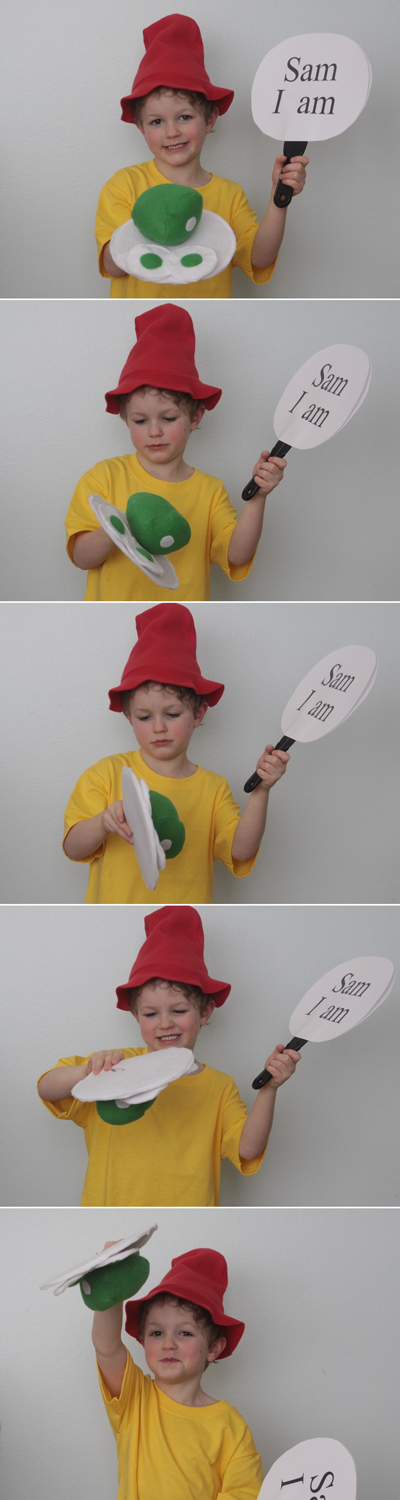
102,801,134,844
252,451,287,495
272,153,309,197
262,1043,301,1089
86,1051,125,1077
254,744,290,789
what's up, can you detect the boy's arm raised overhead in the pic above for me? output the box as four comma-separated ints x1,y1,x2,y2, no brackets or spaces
251,153,308,269
231,746,289,862
92,1299,127,1399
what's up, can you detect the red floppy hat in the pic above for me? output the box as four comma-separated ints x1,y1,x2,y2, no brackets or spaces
108,604,224,711
105,305,222,414
125,1248,244,1357
116,906,231,1008
120,14,234,123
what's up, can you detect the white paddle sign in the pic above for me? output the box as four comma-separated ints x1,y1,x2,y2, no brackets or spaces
252,955,395,1089
252,33,371,206
258,1437,357,1499
244,644,377,791
242,345,371,499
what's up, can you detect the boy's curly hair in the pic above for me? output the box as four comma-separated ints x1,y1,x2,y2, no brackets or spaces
120,681,206,718
128,978,210,1018
131,87,216,127
118,385,204,422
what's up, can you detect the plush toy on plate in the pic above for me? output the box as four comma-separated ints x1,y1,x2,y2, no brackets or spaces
89,489,192,589
41,1225,157,1309
109,183,236,284
121,768,186,891
71,1047,196,1126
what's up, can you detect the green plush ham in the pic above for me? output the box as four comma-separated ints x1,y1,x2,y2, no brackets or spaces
132,184,202,245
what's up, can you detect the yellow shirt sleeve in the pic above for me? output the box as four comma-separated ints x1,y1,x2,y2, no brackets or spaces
212,779,259,880
219,1077,267,1177
208,484,255,583
98,1353,264,1499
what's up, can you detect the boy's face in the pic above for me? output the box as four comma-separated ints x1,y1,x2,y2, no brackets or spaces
133,981,214,1052
143,1298,225,1386
126,683,207,765
137,89,217,173
123,388,204,470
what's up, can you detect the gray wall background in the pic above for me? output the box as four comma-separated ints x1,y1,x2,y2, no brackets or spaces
0,1207,398,1498
2,298,399,602
0,600,399,903
2,0,399,296
1,903,398,1208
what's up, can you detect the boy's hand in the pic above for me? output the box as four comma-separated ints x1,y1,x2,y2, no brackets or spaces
86,1051,124,1077
261,1043,301,1089
251,451,287,495
102,801,134,844
272,152,309,198
254,744,290,790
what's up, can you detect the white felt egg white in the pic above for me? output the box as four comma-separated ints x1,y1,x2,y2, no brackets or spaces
280,644,378,743
121,771,166,891
258,1436,357,1499
289,956,395,1043
273,345,371,450
71,1048,195,1104
109,211,236,283
88,496,179,590
252,32,371,141
41,1225,158,1296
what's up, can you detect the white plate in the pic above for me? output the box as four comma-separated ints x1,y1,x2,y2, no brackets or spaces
72,1047,195,1102
280,644,377,743
121,771,166,890
258,1436,357,1499
273,345,371,450
41,1225,158,1296
110,210,236,283
252,32,371,141
89,495,179,590
289,956,395,1042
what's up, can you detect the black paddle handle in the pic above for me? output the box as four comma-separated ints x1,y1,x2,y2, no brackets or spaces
274,140,308,207
242,441,291,501
252,1037,308,1089
244,736,294,793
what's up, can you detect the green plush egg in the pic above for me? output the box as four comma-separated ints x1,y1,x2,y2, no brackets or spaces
126,492,191,556
132,184,203,246
79,1252,150,1310
96,1097,155,1126
149,790,186,859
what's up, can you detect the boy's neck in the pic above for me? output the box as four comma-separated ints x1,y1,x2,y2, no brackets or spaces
152,152,212,189
138,747,198,780
154,1373,218,1407
134,452,195,485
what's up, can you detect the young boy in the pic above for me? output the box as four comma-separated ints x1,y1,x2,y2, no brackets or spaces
63,603,290,903
65,303,286,601
38,905,300,1205
91,1246,265,1497
95,14,308,298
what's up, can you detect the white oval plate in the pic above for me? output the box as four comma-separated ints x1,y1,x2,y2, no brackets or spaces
89,495,179,589
110,210,236,283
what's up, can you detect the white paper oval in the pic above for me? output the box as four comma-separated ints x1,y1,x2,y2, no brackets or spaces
120,771,167,891
289,956,395,1043
109,211,236,283
88,496,179,590
280,644,377,743
41,1225,158,1296
274,345,371,450
72,1047,195,1103
258,1436,357,1499
252,33,371,142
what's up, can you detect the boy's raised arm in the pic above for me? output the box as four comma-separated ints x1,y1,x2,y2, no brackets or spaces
231,747,289,862
239,1045,300,1159
251,153,309,269
92,1301,127,1398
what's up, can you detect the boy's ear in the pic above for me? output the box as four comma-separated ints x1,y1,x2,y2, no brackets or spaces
207,1334,227,1362
190,404,206,433
194,702,208,728
205,108,219,134
199,999,215,1027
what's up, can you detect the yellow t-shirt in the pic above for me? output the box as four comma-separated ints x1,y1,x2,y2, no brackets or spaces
65,454,254,601
38,1049,266,1206
98,1354,264,1499
95,158,277,298
63,750,258,904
